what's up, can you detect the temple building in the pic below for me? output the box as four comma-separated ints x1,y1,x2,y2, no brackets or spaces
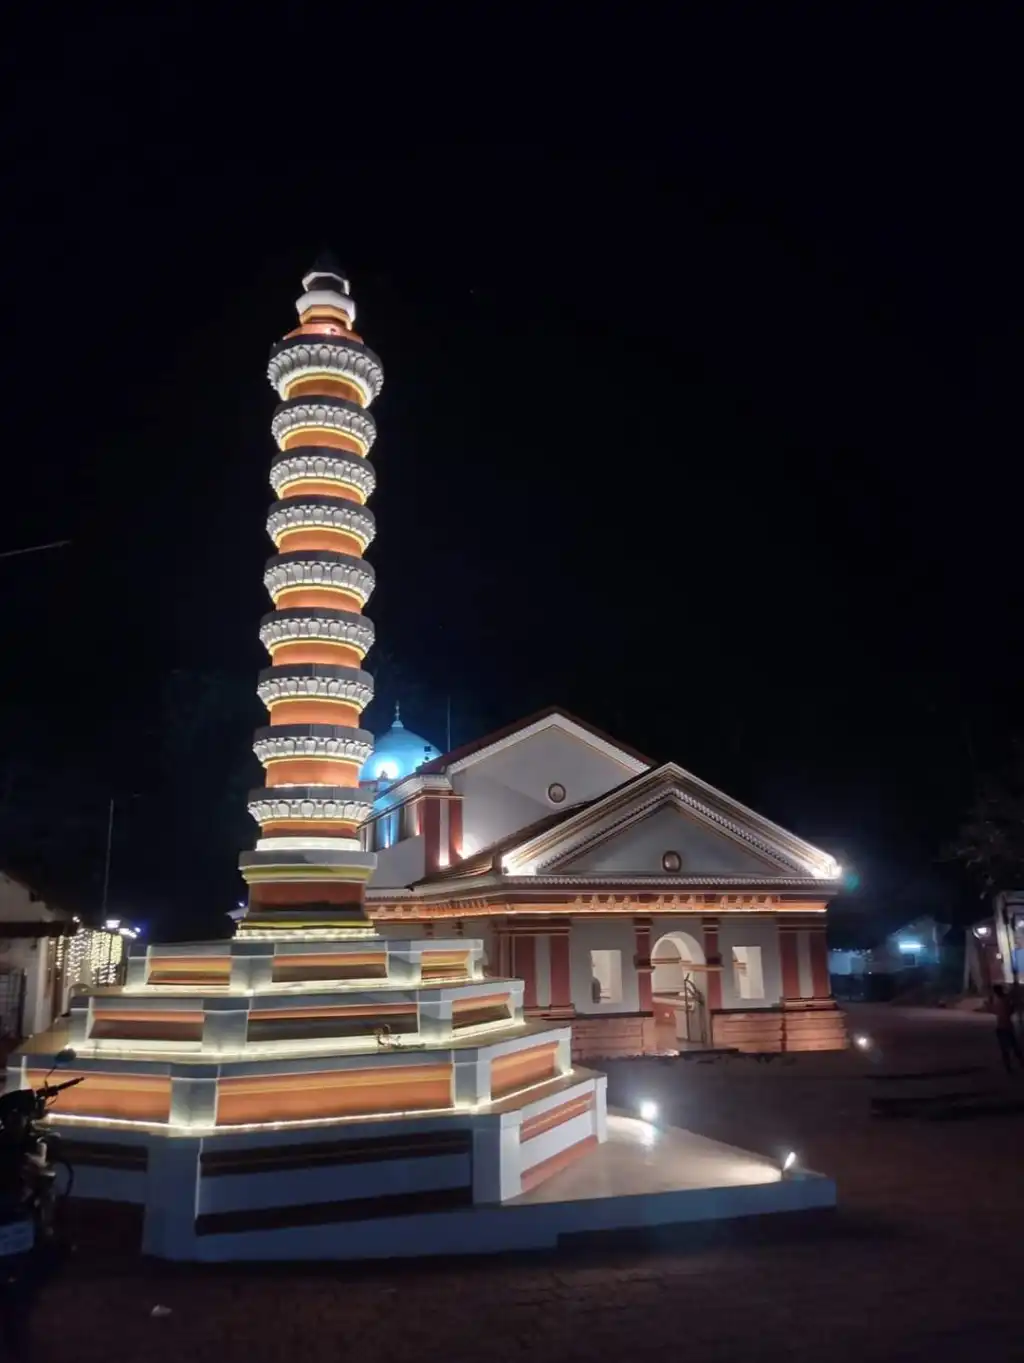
361,708,848,1057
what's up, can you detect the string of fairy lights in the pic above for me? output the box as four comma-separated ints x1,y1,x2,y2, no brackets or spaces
53,919,140,990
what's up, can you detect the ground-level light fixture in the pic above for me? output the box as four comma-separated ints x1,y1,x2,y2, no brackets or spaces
782,1150,798,1175
638,1100,659,1123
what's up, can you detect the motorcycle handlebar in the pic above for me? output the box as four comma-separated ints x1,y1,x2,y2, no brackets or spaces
43,1076,85,1098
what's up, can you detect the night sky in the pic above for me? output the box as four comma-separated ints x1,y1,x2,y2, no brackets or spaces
2,13,1020,940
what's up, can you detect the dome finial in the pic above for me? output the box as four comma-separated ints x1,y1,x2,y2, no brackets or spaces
393,701,404,729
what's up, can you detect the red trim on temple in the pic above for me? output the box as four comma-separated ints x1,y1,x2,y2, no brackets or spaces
808,928,830,998
779,925,802,998
702,917,723,1010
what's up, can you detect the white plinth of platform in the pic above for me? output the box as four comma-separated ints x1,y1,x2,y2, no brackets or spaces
66,1112,833,1262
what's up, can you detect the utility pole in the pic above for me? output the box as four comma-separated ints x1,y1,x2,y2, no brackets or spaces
100,798,115,921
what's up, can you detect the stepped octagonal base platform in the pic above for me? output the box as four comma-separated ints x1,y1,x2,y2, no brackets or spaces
7,929,835,1261
7,928,612,1258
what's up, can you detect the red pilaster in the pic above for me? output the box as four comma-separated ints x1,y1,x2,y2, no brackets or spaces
808,927,830,998
422,795,441,873
634,916,653,1012
702,916,723,1010
549,923,573,1013
779,922,801,999
513,932,538,1009
448,796,464,863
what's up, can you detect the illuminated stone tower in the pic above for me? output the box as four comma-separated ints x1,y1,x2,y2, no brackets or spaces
239,255,383,932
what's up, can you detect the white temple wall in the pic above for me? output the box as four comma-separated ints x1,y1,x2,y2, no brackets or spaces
717,915,783,1009
567,917,640,1014
369,834,426,888
455,727,640,853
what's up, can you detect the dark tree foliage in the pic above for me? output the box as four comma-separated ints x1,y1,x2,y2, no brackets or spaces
951,745,1024,895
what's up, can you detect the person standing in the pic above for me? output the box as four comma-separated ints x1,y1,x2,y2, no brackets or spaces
991,984,1024,1073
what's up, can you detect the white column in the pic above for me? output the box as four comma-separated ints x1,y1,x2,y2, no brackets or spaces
141,1138,202,1260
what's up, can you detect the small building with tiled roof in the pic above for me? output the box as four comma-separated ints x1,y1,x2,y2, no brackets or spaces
361,708,848,1058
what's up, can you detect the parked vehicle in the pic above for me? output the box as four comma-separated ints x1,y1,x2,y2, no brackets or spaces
0,1050,79,1356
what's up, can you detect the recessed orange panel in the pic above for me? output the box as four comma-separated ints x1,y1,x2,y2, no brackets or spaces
490,1042,559,1098
452,992,510,1017
271,953,387,982
89,1010,205,1044
450,993,511,1029
27,1070,172,1125
421,950,471,981
519,1094,594,1143
215,1064,453,1125
146,956,231,986
247,1003,416,1044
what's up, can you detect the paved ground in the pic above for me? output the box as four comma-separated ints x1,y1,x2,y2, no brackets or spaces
30,1005,1024,1362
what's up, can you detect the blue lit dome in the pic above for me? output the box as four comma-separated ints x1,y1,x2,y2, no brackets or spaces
360,705,441,784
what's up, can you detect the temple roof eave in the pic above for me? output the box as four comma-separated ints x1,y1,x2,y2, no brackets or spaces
366,872,841,907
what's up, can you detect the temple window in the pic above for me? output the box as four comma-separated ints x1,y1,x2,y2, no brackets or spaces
732,946,765,1000
589,949,623,1004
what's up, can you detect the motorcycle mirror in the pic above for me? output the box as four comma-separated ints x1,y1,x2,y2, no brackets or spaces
54,1048,77,1066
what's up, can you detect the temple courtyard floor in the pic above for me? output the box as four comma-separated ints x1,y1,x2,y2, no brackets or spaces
36,1003,1024,1362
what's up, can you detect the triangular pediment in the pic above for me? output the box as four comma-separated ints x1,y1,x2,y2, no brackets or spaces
500,763,839,882
549,796,789,876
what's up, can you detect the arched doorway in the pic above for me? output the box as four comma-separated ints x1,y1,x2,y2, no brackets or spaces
651,931,708,1049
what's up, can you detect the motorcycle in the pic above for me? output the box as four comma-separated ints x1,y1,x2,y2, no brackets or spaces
0,1049,80,1356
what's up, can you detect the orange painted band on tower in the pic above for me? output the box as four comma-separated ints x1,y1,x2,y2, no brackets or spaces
258,819,361,838
284,321,364,342
297,306,358,328
274,529,366,555
264,758,361,786
272,587,364,611
278,479,365,504
249,882,368,906
284,375,365,405
280,429,365,456
267,700,362,726
269,641,364,668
